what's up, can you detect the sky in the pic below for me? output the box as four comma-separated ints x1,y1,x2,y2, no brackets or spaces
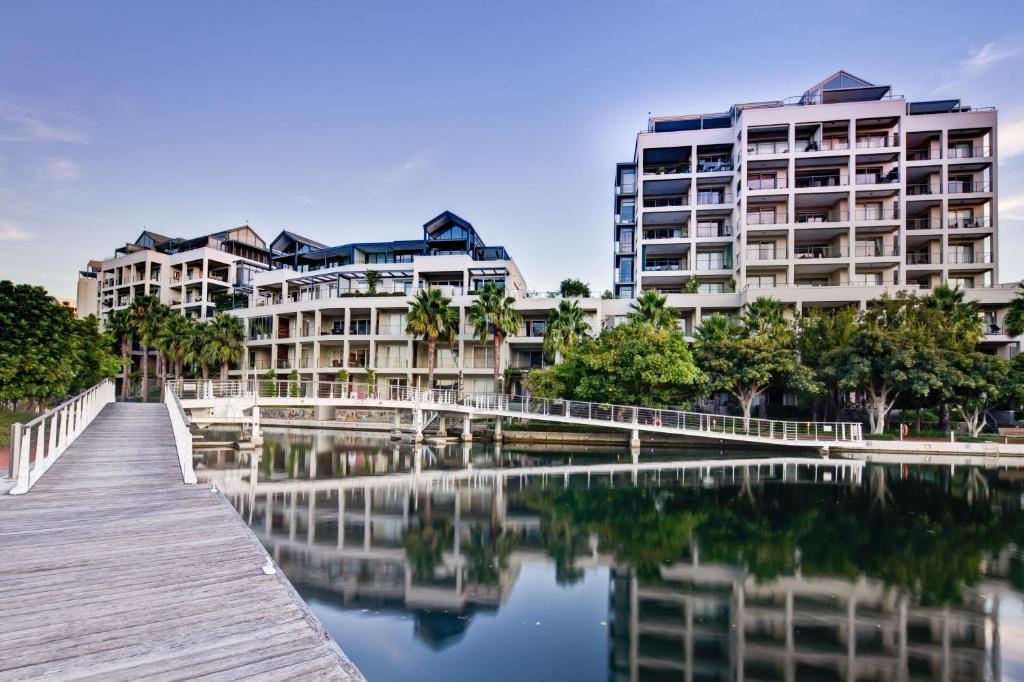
0,0,1022,300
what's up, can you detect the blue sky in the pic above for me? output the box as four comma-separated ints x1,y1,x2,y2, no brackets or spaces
1,0,1022,299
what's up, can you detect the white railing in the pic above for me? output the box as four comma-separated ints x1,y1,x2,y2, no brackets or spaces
8,379,115,495
168,379,864,444
165,386,197,484
465,393,863,443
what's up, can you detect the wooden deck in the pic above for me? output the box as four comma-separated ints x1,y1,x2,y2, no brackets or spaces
0,402,363,681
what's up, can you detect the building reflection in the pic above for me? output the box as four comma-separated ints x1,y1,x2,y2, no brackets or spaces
196,432,1017,681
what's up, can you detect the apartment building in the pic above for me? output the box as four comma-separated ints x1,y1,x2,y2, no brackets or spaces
613,70,1019,356
230,211,610,393
78,225,270,321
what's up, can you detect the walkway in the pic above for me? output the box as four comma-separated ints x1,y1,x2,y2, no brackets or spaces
0,402,362,681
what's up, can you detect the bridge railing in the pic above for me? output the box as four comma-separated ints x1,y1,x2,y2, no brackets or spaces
168,379,461,406
165,385,197,484
8,379,116,495
465,393,863,443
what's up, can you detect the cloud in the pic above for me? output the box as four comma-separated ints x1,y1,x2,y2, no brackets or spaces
935,39,1024,94
999,118,1024,159
0,218,32,241
39,157,81,181
291,194,315,205
1002,193,1024,221
384,151,431,184
0,101,88,144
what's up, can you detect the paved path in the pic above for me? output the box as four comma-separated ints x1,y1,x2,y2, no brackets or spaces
0,402,363,681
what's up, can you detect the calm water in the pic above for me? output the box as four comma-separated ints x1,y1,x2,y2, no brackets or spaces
196,429,1024,681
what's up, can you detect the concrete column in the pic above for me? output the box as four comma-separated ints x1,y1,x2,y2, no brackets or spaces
436,415,446,437
494,417,502,442
201,259,209,319
413,408,423,443
461,414,472,441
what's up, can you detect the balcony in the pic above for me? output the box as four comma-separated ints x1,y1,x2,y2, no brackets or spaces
948,216,992,229
745,210,787,226
854,244,899,257
616,183,637,195
794,173,848,189
695,224,732,238
518,321,548,338
695,191,732,206
855,134,899,149
747,177,785,190
795,245,846,259
794,211,848,224
696,158,733,173
947,145,991,159
906,252,940,265
747,141,788,155
418,284,464,297
906,183,941,196
906,217,942,230
615,241,634,254
947,251,992,265
746,248,784,262
643,260,686,272
643,227,686,240
643,196,688,208
376,322,407,335
377,356,409,369
348,321,372,335
854,208,899,221
906,148,936,161
804,138,850,152
276,358,292,370
854,170,899,185
695,255,732,271
947,181,992,194
614,213,637,224
644,163,690,176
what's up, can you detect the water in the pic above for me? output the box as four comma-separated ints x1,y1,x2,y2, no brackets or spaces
196,429,1024,681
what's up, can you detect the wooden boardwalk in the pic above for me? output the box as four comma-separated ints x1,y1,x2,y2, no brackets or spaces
0,403,363,681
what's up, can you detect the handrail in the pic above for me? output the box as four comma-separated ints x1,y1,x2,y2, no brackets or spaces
168,380,864,444
165,386,197,484
8,379,115,495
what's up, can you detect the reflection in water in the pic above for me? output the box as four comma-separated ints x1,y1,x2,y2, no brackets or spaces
196,429,1024,681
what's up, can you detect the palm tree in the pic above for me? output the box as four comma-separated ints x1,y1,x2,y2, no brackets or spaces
468,283,523,393
185,320,214,380
926,284,982,347
694,313,738,343
627,290,677,330
130,295,164,402
741,297,787,338
206,313,246,380
1005,282,1024,338
157,313,194,382
405,288,459,390
544,299,591,358
105,308,136,401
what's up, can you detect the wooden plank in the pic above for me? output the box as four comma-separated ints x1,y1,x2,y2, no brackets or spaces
0,402,362,681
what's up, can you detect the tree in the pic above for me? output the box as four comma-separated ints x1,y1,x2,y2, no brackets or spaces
527,322,704,407
365,270,381,296
1005,282,1024,338
627,290,677,330
544,300,591,358
797,307,859,420
157,313,194,381
947,352,1019,437
693,310,816,431
130,295,165,402
105,308,136,400
468,283,523,393
835,292,948,434
206,312,246,380
406,288,458,390
926,284,983,431
558,278,591,298
0,282,120,410
185,320,214,380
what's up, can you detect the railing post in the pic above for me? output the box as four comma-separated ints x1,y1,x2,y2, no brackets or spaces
9,422,21,481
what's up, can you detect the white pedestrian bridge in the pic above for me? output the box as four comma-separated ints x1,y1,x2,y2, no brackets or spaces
169,379,864,449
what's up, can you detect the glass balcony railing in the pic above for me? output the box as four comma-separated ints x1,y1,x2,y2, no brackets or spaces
906,252,940,265
794,211,848,224
747,141,788,155
643,164,690,175
696,158,734,173
643,228,686,240
794,245,846,259
745,211,787,226
747,177,785,190
854,245,899,257
854,208,900,221
947,145,991,159
643,261,685,272
695,191,732,205
906,182,941,196
947,216,992,229
643,196,688,208
854,171,899,185
907,148,937,161
906,217,941,230
947,181,992,194
855,134,899,149
947,251,992,265
794,174,848,188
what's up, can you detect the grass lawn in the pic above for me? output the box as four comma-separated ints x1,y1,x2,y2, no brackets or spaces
0,409,37,447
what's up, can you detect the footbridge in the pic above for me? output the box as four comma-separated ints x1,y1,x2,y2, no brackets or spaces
170,379,864,449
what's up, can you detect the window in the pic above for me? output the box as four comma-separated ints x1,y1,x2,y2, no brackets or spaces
696,221,727,237
747,242,777,260
747,275,777,288
619,199,636,222
617,287,633,300
618,257,634,282
747,172,778,190
696,252,728,270
950,277,976,289
698,282,726,294
619,168,636,193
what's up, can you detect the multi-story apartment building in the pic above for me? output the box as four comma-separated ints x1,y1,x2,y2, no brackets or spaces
230,211,609,393
77,225,270,321
613,70,1019,357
